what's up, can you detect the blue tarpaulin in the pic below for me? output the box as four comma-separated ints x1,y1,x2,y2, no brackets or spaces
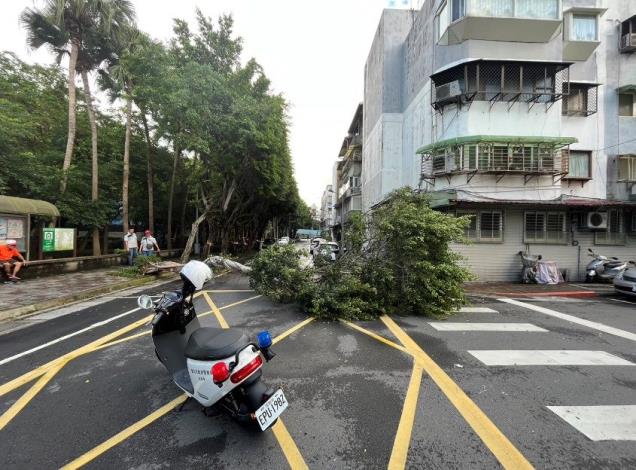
295,229,321,238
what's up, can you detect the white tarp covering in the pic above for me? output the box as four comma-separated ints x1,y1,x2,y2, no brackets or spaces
536,261,564,285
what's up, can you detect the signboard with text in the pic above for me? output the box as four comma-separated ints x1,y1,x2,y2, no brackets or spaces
42,228,75,252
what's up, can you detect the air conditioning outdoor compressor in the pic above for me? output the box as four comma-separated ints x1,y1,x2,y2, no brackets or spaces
587,211,608,230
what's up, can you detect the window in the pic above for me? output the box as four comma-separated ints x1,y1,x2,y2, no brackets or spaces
572,14,598,41
563,83,598,116
631,213,636,232
595,209,625,245
437,2,450,41
619,93,634,117
524,211,567,243
516,0,558,19
458,210,503,242
452,0,466,21
480,211,503,241
566,151,591,179
618,155,636,181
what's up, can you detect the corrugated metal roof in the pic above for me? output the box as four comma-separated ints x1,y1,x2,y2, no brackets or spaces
0,195,60,217
417,135,578,154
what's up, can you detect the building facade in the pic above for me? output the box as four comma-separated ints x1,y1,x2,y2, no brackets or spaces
363,1,636,281
320,184,335,235
332,104,364,242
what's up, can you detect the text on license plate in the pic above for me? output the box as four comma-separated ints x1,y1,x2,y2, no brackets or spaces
256,389,288,431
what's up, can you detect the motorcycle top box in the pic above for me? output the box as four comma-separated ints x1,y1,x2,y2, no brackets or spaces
138,259,286,430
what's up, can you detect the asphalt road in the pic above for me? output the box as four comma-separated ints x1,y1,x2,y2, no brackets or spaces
1,271,635,469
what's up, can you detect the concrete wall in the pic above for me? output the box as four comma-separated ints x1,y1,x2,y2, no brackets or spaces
453,208,636,282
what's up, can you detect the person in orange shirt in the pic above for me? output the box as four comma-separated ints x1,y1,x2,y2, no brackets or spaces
0,239,26,281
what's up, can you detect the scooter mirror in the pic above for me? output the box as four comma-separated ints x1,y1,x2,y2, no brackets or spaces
137,295,154,310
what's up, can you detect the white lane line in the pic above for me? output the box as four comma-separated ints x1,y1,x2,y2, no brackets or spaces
0,307,140,366
499,298,636,342
458,307,498,313
610,298,636,305
547,406,636,441
468,350,635,366
428,322,547,332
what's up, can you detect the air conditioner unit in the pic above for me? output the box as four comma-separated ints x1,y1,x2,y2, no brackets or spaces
435,81,462,104
620,34,636,52
587,212,608,230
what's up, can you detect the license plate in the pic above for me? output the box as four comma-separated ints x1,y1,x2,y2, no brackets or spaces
632,285,636,293
255,389,288,431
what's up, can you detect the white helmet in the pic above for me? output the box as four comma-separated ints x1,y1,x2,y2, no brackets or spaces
180,260,212,291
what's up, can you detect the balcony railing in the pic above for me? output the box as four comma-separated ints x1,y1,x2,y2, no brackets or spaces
418,136,576,180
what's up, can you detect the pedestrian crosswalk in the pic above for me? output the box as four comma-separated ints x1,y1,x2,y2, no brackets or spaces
427,304,636,441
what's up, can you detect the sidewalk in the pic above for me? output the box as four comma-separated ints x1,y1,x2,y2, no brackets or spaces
0,267,175,320
465,281,614,299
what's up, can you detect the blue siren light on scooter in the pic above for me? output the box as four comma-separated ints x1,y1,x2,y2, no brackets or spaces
257,331,273,349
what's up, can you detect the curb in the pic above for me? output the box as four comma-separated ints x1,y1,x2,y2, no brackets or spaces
485,291,599,299
0,274,179,323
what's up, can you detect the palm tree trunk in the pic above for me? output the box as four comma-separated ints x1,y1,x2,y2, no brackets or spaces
81,70,101,256
141,112,154,233
122,93,133,234
60,40,80,194
167,143,180,250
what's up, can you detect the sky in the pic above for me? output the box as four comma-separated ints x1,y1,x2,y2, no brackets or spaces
1,0,420,207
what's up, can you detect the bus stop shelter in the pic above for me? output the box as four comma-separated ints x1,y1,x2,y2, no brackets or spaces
0,195,60,261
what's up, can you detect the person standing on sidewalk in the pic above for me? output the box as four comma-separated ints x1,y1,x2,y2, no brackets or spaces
140,230,161,256
124,228,138,266
0,239,26,281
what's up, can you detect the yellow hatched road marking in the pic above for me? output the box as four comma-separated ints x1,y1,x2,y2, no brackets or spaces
272,317,315,345
271,420,310,470
0,313,153,397
0,359,68,430
219,294,263,310
387,363,423,470
339,320,408,354
203,292,229,329
62,311,314,469
380,315,534,470
59,394,188,470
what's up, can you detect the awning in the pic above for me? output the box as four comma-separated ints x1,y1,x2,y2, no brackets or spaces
0,195,60,217
417,135,578,154
618,85,636,94
424,190,636,208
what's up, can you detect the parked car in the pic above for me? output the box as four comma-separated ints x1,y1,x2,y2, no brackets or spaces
277,236,290,246
309,238,327,255
314,242,339,262
613,261,636,297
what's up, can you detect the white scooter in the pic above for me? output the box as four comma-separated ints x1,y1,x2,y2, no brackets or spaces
137,260,287,431
585,248,627,283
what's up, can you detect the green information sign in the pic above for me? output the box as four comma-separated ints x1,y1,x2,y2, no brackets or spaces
42,228,75,252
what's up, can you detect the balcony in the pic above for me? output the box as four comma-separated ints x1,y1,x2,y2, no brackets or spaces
562,8,606,61
431,60,570,111
437,0,561,45
620,16,636,53
418,135,576,184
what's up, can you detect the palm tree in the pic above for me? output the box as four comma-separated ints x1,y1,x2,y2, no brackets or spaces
22,0,135,255
21,1,135,194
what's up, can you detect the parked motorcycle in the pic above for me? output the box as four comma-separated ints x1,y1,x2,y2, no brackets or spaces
137,260,286,431
585,248,627,283
518,251,542,283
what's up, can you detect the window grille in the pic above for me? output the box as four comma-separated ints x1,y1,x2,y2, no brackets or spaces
562,83,598,116
595,210,625,245
524,211,567,243
431,60,569,110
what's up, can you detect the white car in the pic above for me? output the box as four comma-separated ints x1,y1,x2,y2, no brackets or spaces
277,237,290,246
313,242,340,262
614,262,636,297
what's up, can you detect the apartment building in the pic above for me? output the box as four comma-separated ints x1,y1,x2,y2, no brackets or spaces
363,1,636,281
331,104,364,242
320,184,335,234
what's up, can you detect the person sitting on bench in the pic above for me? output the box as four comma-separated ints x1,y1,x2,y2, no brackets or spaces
0,239,26,281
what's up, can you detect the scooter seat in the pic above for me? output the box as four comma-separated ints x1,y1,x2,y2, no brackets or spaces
606,261,624,268
185,327,250,361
